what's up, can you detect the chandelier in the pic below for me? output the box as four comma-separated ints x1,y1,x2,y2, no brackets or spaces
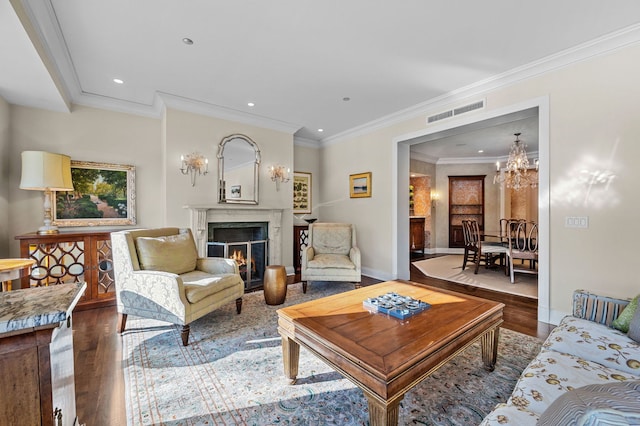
493,133,538,191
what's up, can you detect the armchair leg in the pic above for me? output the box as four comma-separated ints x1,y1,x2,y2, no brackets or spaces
236,297,243,314
181,324,190,346
302,281,308,294
117,313,128,333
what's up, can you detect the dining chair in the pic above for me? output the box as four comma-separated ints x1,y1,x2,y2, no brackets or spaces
461,220,507,274
506,220,539,283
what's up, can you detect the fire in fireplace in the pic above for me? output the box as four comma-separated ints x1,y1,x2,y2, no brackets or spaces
207,222,268,291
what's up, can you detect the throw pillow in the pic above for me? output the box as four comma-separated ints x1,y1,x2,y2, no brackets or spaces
629,303,640,343
612,294,640,333
135,232,197,275
538,381,640,426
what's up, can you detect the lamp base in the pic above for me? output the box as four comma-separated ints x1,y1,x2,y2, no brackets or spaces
37,225,60,235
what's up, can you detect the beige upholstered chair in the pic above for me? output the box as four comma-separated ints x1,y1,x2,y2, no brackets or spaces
111,227,244,346
300,222,361,293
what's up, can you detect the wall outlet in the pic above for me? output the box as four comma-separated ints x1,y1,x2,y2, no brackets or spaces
565,216,589,228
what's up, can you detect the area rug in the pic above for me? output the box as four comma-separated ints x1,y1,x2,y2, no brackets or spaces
123,281,542,426
413,255,538,299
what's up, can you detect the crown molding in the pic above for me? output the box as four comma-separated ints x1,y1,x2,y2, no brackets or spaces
158,93,302,135
293,136,321,148
321,23,640,147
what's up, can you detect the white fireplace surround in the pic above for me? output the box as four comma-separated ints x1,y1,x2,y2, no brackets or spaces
184,205,283,266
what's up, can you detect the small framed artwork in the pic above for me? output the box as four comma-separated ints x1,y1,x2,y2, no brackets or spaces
230,185,241,198
293,171,312,214
350,172,372,198
52,160,136,227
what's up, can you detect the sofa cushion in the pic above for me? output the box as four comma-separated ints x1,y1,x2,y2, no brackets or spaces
135,233,197,275
181,270,242,304
629,306,640,344
543,316,640,377
502,349,640,417
537,381,640,426
307,253,356,269
612,294,639,333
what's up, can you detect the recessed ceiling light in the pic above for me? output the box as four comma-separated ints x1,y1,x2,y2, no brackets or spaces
317,128,324,132
247,102,255,107
182,38,194,45
113,78,124,84
342,97,350,102
478,150,484,153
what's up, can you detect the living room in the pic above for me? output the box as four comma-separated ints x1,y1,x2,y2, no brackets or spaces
2,2,640,425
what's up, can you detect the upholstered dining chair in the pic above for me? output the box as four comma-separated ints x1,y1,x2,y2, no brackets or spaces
461,220,507,274
111,227,244,346
506,220,539,283
300,222,361,293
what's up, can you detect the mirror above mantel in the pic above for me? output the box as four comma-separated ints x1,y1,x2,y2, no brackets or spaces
217,134,261,205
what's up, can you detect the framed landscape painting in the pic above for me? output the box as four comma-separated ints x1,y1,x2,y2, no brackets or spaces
293,171,312,214
52,160,136,227
350,172,372,198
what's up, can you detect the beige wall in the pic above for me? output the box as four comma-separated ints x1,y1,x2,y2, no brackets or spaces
6,105,296,269
0,97,9,257
319,43,640,319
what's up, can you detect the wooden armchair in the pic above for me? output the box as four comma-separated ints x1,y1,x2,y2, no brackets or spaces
461,220,507,274
506,220,538,283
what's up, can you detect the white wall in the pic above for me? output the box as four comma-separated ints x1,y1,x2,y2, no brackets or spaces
0,97,9,257
320,42,640,318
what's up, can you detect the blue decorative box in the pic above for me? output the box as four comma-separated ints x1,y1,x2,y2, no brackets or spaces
363,292,431,320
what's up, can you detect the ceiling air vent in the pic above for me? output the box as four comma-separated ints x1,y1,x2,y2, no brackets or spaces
426,99,485,125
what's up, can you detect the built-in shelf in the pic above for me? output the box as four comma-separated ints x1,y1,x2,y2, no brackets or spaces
448,175,485,248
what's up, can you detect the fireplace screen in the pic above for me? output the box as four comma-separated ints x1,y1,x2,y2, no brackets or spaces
207,222,269,291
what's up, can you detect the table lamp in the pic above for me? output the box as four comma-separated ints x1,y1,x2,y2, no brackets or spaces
19,151,74,234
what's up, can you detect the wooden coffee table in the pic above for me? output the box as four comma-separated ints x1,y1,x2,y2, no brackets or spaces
277,280,504,426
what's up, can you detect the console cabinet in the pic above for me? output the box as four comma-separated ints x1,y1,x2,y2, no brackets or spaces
448,175,485,248
410,217,425,254
15,231,116,310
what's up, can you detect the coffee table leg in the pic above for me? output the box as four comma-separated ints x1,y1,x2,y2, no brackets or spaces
364,392,401,426
281,336,300,384
480,326,500,371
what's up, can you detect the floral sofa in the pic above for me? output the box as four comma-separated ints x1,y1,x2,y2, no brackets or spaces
480,290,640,425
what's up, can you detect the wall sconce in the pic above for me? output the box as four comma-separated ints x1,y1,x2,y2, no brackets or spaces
19,151,74,234
180,152,208,186
430,191,440,209
269,165,290,191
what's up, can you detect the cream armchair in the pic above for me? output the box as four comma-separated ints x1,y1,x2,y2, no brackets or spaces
300,222,361,293
111,227,244,346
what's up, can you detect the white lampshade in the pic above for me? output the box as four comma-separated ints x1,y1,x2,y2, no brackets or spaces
20,151,74,191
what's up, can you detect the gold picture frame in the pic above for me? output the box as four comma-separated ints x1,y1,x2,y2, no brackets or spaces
52,160,136,227
293,171,312,214
350,172,372,198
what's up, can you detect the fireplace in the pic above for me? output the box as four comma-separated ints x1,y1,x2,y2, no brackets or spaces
207,222,268,291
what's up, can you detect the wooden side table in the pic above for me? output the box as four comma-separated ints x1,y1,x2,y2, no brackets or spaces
0,258,36,291
263,265,287,305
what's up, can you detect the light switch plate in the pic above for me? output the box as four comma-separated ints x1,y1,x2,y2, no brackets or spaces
565,216,589,228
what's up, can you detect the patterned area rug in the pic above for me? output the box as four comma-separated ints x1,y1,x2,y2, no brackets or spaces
123,281,542,425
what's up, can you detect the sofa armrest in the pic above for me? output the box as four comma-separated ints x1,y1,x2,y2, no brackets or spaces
572,289,631,326
196,257,239,275
301,246,315,269
349,246,361,269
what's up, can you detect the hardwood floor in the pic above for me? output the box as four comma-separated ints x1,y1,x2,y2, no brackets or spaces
72,271,552,425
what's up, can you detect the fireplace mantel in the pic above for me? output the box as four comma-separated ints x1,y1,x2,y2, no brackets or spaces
184,205,283,266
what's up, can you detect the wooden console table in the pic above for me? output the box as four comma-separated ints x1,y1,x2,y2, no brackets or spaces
0,282,86,425
16,230,116,310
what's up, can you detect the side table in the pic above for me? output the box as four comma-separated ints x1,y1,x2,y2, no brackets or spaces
263,265,287,305
0,258,36,291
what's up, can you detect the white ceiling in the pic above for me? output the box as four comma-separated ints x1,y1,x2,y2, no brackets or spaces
3,1,640,148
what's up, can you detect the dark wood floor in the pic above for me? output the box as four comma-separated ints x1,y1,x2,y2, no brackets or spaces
72,269,552,425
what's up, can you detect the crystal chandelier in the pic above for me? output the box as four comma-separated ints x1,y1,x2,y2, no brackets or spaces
493,133,538,191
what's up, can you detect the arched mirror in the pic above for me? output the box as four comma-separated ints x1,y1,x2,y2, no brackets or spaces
217,134,261,204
